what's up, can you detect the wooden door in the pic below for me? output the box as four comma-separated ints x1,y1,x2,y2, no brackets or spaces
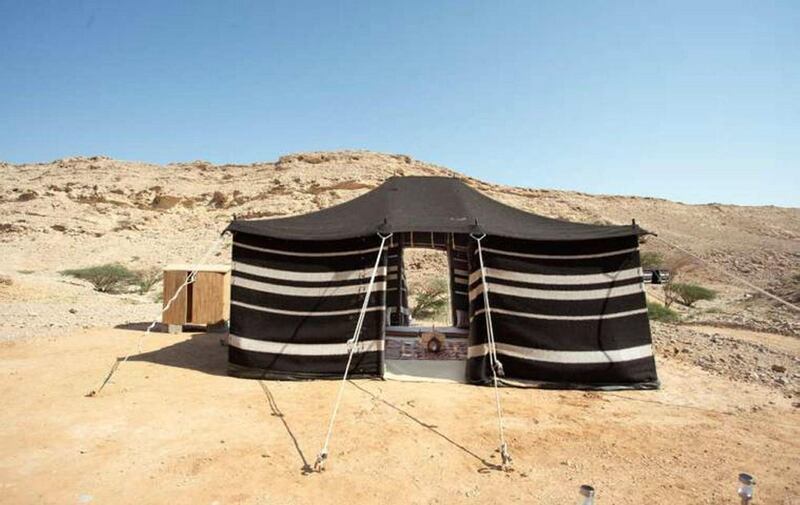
190,271,227,324
162,270,189,325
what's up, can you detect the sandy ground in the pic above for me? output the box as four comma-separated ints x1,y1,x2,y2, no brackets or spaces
0,328,797,505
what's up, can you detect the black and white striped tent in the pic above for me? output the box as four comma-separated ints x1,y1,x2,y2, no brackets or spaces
225,176,658,389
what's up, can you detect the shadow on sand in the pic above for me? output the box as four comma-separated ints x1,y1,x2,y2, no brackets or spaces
259,380,314,475
348,380,503,472
122,328,229,377
114,322,162,332
116,325,502,474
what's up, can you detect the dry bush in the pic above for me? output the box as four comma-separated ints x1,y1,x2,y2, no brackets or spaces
61,264,137,293
663,255,699,308
670,283,717,307
61,264,162,295
647,301,680,322
640,251,664,269
133,268,162,294
411,278,449,322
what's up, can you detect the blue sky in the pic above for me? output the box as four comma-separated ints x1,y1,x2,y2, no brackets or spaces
1,1,797,206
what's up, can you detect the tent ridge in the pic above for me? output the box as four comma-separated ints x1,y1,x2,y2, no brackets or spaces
227,176,646,241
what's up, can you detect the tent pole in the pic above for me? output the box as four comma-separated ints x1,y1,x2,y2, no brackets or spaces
314,232,392,471
471,233,513,470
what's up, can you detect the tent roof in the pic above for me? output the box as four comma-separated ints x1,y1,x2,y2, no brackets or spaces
227,176,645,241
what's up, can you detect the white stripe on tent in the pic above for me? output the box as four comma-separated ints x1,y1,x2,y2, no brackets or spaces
454,276,469,285
479,246,639,260
229,334,384,356
470,307,647,321
234,261,385,282
234,241,385,257
453,268,469,277
232,300,385,317
468,342,653,364
468,267,643,286
233,276,386,297
469,282,643,302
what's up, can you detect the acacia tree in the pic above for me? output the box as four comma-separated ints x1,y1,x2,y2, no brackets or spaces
411,278,449,321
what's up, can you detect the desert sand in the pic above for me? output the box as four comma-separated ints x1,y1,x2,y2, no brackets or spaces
0,327,797,505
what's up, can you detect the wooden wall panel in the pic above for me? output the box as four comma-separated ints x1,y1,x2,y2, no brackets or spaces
190,271,227,325
162,270,189,325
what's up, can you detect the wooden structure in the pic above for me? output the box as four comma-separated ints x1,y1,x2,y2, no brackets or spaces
162,264,231,333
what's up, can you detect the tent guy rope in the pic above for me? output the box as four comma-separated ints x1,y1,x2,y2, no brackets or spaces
85,231,229,397
651,236,800,313
314,232,392,472
472,233,513,470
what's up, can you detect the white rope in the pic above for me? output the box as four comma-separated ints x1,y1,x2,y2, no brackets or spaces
471,233,512,470
651,236,800,313
314,232,392,471
85,231,229,397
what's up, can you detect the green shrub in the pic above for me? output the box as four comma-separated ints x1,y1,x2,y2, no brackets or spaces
133,268,162,294
61,263,138,293
640,251,664,269
647,301,680,323
670,282,716,307
411,278,449,321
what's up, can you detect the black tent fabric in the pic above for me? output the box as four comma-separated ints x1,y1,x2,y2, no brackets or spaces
228,233,386,379
467,235,657,388
226,176,658,389
385,244,410,326
227,176,645,241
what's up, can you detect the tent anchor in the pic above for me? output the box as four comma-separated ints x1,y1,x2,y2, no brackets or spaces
313,451,327,472
313,232,393,472
500,442,513,470
471,232,513,472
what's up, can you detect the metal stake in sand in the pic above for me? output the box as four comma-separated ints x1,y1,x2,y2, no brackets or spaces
578,485,595,505
737,473,755,504
314,232,392,472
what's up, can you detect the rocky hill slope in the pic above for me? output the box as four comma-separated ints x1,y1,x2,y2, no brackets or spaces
1,151,798,337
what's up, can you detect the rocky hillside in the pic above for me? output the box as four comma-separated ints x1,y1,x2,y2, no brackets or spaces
1,151,798,337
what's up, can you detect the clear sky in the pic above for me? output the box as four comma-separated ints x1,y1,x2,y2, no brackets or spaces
1,1,797,206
